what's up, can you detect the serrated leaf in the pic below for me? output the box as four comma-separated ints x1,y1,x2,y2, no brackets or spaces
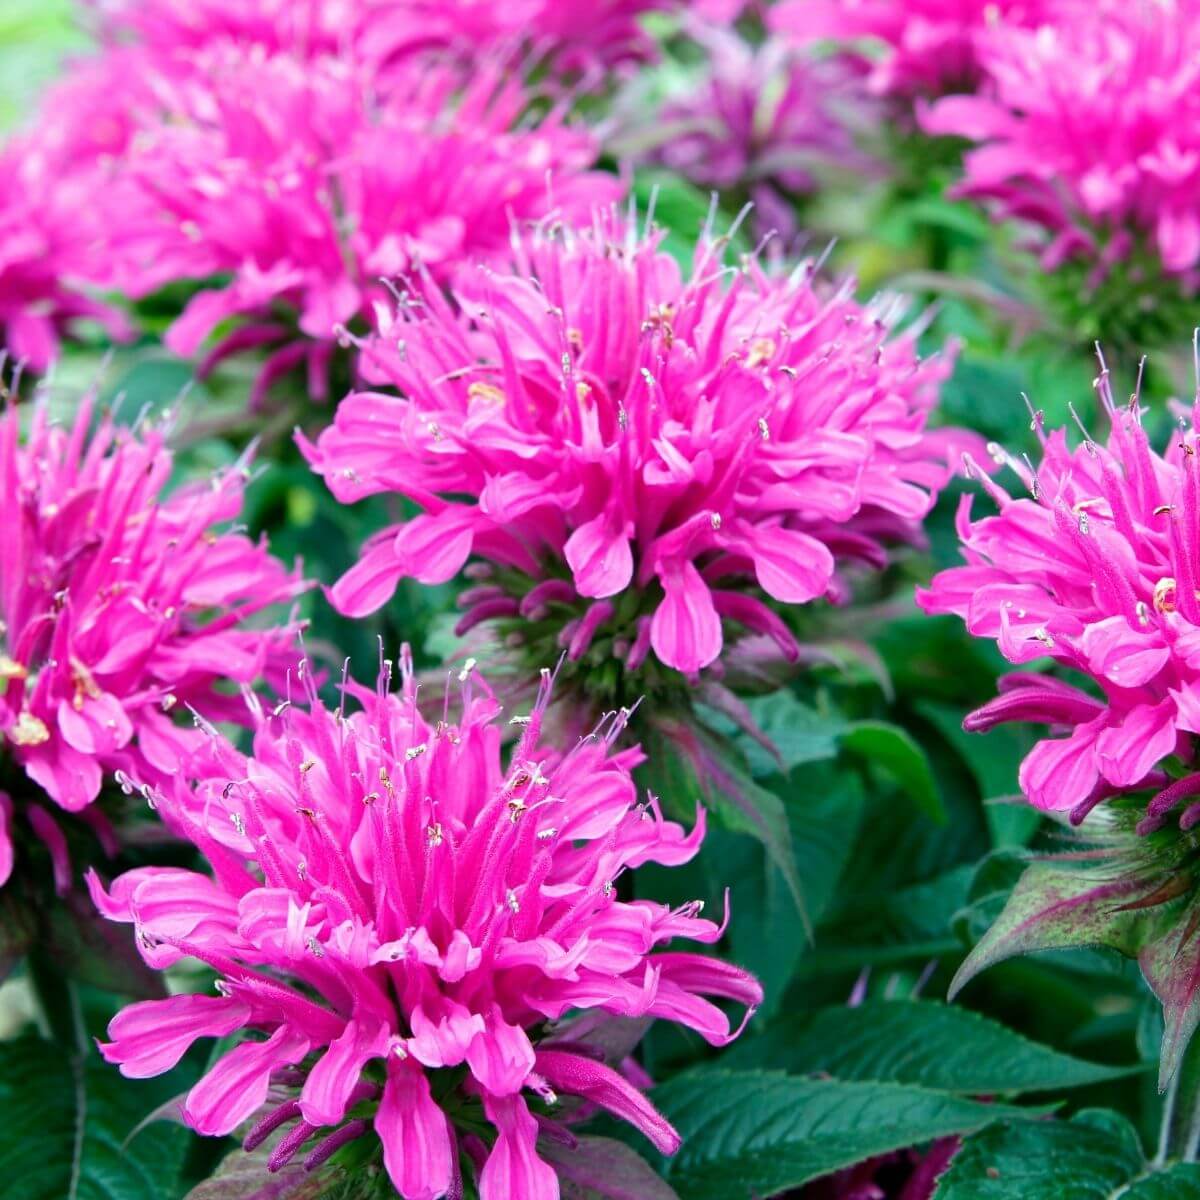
637,1070,1035,1200
722,1000,1141,1094
543,1137,680,1200
183,1143,329,1200
949,859,1157,1002
841,721,945,823
0,1035,190,1200
934,1110,1147,1200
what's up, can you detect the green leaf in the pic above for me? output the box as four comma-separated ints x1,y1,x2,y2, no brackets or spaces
840,721,945,823
934,1110,1148,1200
0,1034,190,1200
642,718,806,923
737,692,843,777
638,1070,1035,1200
722,1000,1142,1094
1121,1165,1200,1198
949,859,1155,1002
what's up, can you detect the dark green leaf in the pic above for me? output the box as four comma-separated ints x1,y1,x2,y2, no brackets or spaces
723,1000,1141,1094
640,1070,1035,1200
934,1110,1146,1200
840,721,945,823
0,1034,190,1200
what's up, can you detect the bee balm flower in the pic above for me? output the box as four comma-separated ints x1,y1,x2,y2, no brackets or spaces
0,384,304,890
304,216,961,685
93,655,760,1199
922,2,1200,342
918,353,1200,823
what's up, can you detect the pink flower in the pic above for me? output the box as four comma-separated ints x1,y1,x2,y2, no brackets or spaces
921,2,1200,287
617,25,879,247
771,0,1056,98
94,0,724,76
304,216,962,679
0,386,304,889
93,655,760,1199
917,355,1200,822
0,139,131,372
99,47,617,400
92,0,356,57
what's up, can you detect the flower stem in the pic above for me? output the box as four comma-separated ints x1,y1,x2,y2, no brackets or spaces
27,950,82,1052
1158,1034,1200,1165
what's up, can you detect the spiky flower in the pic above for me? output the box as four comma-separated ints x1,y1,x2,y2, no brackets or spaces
618,25,879,248
0,385,303,890
919,348,1200,1085
304,215,961,700
921,1,1200,345
93,654,760,1199
770,0,1055,98
93,48,618,402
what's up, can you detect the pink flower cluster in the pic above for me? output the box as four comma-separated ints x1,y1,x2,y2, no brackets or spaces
0,389,303,890
922,1,1200,284
8,4,626,388
630,25,878,247
304,216,962,676
93,0,705,75
94,655,759,1199
918,360,1200,824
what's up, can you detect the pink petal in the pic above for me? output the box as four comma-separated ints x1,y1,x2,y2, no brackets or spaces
100,994,250,1080
465,1008,535,1096
376,1058,454,1200
301,1018,391,1127
479,1094,558,1200
650,560,722,672
183,1027,310,1136
565,513,634,599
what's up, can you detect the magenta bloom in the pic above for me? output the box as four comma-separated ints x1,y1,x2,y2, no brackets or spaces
92,0,354,56
0,389,304,890
918,361,1200,821
626,26,878,246
771,0,1054,97
93,657,759,1199
100,49,618,401
0,139,131,372
95,0,721,75
304,217,961,677
922,2,1200,286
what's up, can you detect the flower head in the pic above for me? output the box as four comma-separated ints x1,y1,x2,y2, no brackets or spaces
924,353,1200,1089
304,215,961,691
93,654,759,1199
921,1,1200,339
100,48,617,400
0,384,304,889
917,352,1200,823
771,0,1055,98
619,26,878,247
